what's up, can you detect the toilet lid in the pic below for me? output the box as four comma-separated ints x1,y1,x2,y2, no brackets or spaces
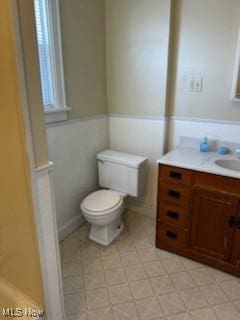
82,190,122,213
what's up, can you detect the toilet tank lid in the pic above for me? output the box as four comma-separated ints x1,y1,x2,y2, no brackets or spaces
97,149,147,168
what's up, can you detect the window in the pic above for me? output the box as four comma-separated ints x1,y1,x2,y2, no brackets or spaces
34,0,70,123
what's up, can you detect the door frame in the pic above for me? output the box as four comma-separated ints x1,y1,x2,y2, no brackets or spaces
11,1,66,319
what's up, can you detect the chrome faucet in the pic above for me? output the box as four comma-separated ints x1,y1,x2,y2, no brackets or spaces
235,148,240,159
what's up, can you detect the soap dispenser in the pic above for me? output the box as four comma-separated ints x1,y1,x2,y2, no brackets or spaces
200,136,209,152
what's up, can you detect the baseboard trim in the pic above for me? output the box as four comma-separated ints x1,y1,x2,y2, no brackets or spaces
58,213,85,241
126,198,156,218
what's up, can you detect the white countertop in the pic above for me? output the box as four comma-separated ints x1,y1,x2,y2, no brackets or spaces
157,146,240,179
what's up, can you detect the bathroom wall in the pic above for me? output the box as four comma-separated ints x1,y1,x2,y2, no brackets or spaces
19,0,240,233
168,0,240,148
109,116,166,216
46,0,108,235
59,0,107,119
106,0,172,216
106,0,171,117
47,116,109,238
168,118,240,149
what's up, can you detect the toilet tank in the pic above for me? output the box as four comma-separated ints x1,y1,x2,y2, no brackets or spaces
97,150,148,197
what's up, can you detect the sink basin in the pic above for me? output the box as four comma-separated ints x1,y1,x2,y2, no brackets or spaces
214,159,240,172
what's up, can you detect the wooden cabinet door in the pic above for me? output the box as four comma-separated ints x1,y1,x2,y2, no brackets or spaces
231,206,240,268
190,188,238,262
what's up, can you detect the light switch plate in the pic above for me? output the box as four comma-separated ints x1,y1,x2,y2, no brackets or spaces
189,77,203,92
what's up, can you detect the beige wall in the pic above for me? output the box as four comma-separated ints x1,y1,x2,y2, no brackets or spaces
168,0,240,120
17,0,49,167
106,0,172,217
0,0,44,307
106,0,171,117
59,0,107,119
17,0,107,166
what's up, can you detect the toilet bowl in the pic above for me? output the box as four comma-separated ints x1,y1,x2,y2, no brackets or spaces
81,189,126,246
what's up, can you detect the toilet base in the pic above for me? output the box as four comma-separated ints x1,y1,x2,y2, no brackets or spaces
89,218,124,246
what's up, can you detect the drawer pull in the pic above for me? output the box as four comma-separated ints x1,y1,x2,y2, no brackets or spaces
169,171,182,180
167,210,179,219
166,230,178,239
168,190,181,199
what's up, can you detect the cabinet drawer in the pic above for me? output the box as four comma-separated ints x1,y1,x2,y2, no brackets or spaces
158,182,191,207
157,223,189,250
157,202,189,228
159,165,193,186
194,172,240,197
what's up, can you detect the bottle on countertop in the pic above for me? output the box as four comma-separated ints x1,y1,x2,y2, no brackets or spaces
200,136,209,152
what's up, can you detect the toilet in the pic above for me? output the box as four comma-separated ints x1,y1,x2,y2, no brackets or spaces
81,149,147,246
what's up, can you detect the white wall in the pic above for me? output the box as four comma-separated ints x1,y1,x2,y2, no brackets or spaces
47,116,109,238
168,117,240,150
109,116,166,217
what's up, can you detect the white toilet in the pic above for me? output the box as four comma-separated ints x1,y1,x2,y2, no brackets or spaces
81,149,147,246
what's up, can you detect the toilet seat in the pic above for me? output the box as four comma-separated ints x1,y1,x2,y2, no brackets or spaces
82,190,122,215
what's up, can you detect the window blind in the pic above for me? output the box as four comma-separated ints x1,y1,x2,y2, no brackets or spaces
34,0,55,108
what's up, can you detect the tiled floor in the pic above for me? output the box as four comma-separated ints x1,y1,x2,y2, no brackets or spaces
60,210,240,320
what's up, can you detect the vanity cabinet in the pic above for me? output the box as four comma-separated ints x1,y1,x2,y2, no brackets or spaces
156,164,240,276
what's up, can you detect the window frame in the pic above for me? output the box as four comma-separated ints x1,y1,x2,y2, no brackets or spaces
34,0,70,123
